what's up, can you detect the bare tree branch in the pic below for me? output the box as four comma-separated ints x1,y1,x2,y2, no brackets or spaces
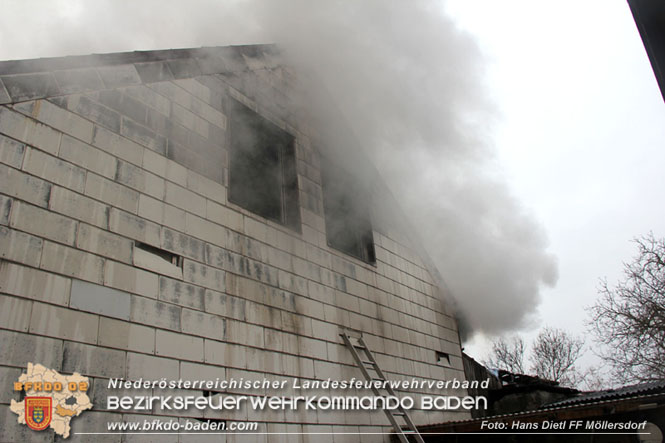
484,336,526,374
588,233,665,383
529,327,585,387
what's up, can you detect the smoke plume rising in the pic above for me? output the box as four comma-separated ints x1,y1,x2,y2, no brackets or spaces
0,0,558,337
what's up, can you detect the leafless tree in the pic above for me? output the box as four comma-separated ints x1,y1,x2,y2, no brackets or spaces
485,328,590,388
588,233,665,383
529,327,585,387
484,336,526,374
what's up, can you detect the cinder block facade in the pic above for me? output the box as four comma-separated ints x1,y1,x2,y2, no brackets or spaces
0,45,467,442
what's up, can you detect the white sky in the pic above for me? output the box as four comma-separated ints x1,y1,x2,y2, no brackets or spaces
445,0,665,363
1,0,664,369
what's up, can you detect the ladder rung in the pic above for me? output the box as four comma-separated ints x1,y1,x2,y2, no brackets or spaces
341,333,424,443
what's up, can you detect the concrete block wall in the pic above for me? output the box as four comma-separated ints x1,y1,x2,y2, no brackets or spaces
0,47,467,442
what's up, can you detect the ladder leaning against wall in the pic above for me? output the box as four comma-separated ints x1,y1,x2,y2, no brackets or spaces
340,333,426,443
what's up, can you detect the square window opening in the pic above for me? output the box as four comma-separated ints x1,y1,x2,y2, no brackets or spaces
228,99,300,231
321,160,375,264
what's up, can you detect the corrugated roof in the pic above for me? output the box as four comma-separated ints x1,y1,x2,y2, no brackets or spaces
419,380,665,430
542,379,665,408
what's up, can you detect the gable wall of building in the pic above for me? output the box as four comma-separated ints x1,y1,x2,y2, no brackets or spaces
0,48,467,442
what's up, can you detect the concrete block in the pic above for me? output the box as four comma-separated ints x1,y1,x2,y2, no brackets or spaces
108,208,161,246
0,261,71,305
53,68,104,94
142,148,190,185
172,102,209,138
49,185,109,229
65,94,122,132
23,146,86,193
77,223,133,263
181,308,225,340
0,226,43,267
0,329,63,370
40,241,104,283
70,279,131,320
0,163,51,207
97,64,141,88
0,404,53,443
62,341,126,378
183,260,225,292
173,78,212,105
0,195,10,225
10,200,78,245
157,79,226,129
137,193,163,224
185,212,226,246
204,339,246,368
134,61,174,83
180,361,225,383
206,200,244,232
130,295,181,331
85,173,139,213
0,295,32,332
156,329,204,361
29,301,98,343
127,352,179,380
1,72,60,101
161,227,206,262
92,125,143,165
116,159,165,199
14,99,93,143
121,117,166,155
0,133,25,168
167,59,202,79
165,181,206,215
0,106,61,155
159,276,204,309
0,366,23,404
98,317,155,354
204,290,246,321
0,79,9,104
59,134,117,178
94,88,146,125
225,319,264,348
103,260,158,299
134,246,183,279
121,84,171,116
295,297,326,322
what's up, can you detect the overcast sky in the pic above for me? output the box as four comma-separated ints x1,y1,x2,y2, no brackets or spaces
1,1,664,368
445,0,665,362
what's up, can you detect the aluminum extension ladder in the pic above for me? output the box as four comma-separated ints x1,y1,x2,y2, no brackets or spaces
340,333,426,443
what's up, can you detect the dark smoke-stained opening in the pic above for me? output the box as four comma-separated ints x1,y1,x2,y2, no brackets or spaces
227,98,300,231
321,158,376,264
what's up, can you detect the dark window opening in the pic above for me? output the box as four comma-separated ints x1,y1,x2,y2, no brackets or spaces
321,161,375,264
228,100,300,230
436,351,451,365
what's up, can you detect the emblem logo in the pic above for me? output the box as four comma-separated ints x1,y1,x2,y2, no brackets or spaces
25,397,52,431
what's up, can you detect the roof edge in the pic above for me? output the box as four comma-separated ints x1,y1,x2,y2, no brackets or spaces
0,44,277,76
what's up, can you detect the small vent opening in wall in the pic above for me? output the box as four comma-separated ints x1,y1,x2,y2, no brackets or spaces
133,242,183,279
135,242,182,266
436,351,451,366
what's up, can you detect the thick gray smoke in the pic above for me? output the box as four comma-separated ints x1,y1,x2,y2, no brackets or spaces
0,0,558,337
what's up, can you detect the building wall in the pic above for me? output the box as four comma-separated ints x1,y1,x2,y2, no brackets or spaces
0,47,467,442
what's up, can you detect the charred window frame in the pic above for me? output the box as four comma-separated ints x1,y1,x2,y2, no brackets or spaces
321,161,376,264
227,100,300,231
